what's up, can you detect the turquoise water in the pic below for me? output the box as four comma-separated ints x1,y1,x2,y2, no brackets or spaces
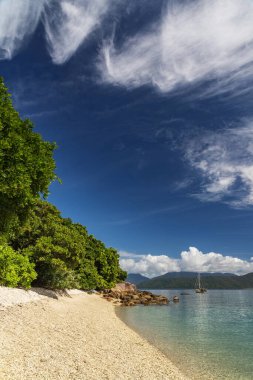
116,289,253,380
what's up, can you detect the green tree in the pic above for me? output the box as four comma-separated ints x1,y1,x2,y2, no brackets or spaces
0,78,57,236
85,235,127,289
0,245,36,288
12,201,127,289
0,77,127,290
13,201,87,288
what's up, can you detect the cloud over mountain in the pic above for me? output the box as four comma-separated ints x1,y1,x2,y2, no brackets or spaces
120,251,180,278
120,247,253,278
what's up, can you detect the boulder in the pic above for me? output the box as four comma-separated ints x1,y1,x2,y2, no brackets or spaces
100,283,169,307
143,295,152,300
111,282,137,293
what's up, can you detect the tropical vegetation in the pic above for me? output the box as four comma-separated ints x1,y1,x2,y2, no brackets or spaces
0,77,126,289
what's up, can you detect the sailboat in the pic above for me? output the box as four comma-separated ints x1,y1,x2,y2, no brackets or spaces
195,273,207,293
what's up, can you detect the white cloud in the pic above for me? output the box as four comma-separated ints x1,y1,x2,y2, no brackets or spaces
180,247,253,274
120,247,253,278
43,0,110,64
184,121,253,207
0,0,44,60
99,0,253,96
120,251,180,278
0,0,113,64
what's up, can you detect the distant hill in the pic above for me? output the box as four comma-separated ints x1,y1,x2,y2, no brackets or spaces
157,271,236,279
126,273,149,285
137,271,253,289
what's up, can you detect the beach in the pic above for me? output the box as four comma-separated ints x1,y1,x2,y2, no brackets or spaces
0,288,188,380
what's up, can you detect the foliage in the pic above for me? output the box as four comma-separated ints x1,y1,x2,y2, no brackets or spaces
0,77,127,290
11,201,126,289
85,235,126,289
0,77,57,235
12,201,86,288
0,245,36,288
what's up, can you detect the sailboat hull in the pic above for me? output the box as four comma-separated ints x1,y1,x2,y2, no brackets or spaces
195,288,207,293
195,273,207,293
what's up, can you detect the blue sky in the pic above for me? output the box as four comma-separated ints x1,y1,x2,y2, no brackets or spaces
1,0,253,276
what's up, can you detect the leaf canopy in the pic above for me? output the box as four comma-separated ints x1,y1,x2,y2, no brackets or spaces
0,78,57,234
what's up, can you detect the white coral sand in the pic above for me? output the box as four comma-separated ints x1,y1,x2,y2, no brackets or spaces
0,286,45,308
0,286,83,308
0,288,189,380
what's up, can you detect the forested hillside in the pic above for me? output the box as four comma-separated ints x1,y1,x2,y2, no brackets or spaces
138,272,253,289
126,273,149,284
0,78,126,289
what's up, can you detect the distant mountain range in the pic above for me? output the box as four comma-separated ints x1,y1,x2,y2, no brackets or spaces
126,273,149,285
127,272,253,289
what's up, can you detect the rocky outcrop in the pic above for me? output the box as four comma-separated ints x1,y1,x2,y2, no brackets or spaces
111,282,137,293
101,283,169,306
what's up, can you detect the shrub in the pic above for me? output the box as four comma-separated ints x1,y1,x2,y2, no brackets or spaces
0,245,37,288
33,259,80,289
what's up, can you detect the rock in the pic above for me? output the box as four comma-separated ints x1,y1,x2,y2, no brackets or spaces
87,290,98,294
156,296,169,305
142,291,153,296
173,296,179,302
100,283,169,307
111,282,137,293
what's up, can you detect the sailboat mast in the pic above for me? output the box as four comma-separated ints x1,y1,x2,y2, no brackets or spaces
198,273,201,289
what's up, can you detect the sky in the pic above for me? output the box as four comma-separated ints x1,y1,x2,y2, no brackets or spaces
1,0,253,277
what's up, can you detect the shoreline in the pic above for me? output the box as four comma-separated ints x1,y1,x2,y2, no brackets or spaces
0,288,189,380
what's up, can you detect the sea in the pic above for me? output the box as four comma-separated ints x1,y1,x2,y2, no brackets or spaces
116,289,253,380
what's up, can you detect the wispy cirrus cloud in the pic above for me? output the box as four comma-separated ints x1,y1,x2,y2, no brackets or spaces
120,247,253,278
43,0,110,64
0,0,44,60
99,0,253,97
0,0,115,64
184,120,253,207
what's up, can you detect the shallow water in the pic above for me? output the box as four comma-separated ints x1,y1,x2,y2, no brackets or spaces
117,289,253,380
